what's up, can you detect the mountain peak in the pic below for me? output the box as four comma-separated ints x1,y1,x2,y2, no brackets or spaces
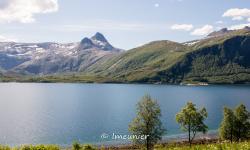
208,26,250,38
220,28,228,32
79,37,94,49
91,32,108,42
78,33,122,52
80,37,93,44
208,28,231,37
243,26,250,30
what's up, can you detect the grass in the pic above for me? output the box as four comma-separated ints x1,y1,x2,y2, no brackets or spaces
0,74,120,83
0,145,60,150
0,144,96,150
0,141,249,150
155,141,250,150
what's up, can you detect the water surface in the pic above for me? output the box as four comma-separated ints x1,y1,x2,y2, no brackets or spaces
0,83,249,146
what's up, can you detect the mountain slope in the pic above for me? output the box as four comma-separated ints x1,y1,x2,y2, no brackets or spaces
130,28,250,83
0,33,122,75
84,40,191,82
1,27,250,84
83,27,250,84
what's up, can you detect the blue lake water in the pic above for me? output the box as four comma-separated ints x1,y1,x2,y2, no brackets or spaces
0,83,249,146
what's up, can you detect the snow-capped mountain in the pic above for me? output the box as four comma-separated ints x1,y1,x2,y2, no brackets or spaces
0,33,122,74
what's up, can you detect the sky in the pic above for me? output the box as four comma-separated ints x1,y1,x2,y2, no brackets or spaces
0,0,250,49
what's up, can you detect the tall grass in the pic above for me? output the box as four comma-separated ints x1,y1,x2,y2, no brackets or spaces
0,145,59,150
0,141,249,150
156,141,250,150
0,144,97,150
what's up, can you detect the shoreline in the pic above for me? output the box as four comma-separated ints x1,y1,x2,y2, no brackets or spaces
60,130,218,149
94,131,219,149
0,131,218,148
1,81,250,86
94,130,218,146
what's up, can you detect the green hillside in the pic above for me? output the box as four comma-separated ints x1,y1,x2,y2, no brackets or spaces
84,40,192,82
4,28,250,84
79,28,250,84
151,32,250,84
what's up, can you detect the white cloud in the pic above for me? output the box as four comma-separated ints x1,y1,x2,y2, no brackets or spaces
229,23,250,30
0,0,58,23
248,18,250,22
0,35,16,42
154,3,160,8
223,8,250,21
232,16,244,21
171,24,193,31
191,25,214,36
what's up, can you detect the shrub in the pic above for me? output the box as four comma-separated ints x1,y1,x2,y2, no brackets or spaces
82,144,96,150
72,142,82,150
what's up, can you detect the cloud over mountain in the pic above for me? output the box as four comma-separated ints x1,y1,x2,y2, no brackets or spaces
191,25,214,36
223,8,250,21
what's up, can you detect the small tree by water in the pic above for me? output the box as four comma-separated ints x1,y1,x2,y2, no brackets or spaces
129,94,165,150
234,104,250,141
176,101,208,147
219,107,236,142
219,104,250,142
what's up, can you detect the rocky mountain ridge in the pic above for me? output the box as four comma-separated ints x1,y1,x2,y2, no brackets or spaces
0,32,122,74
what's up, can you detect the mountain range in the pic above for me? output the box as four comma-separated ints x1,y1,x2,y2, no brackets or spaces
1,27,250,84
0,32,121,75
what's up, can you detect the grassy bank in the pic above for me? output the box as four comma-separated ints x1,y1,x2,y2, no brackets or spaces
155,141,250,150
0,145,60,150
0,141,249,150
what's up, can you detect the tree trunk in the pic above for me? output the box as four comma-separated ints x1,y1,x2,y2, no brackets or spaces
188,125,191,147
230,128,233,143
146,136,149,150
238,124,241,142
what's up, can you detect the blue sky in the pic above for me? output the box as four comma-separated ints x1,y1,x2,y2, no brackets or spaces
0,0,250,49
